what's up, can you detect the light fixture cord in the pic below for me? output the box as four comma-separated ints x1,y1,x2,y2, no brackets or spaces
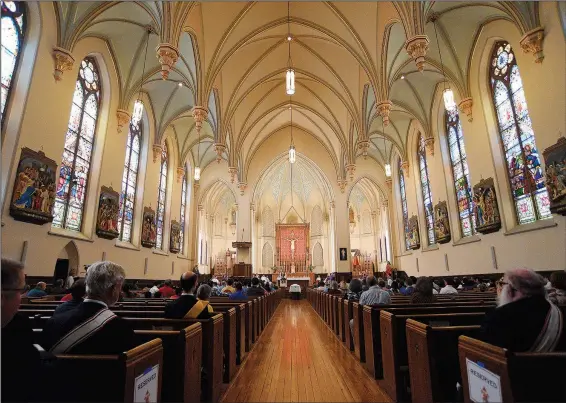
432,18,448,91
138,27,150,102
290,97,294,207
287,2,292,66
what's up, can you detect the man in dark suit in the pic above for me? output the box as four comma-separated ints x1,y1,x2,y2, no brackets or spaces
480,268,565,352
42,261,135,355
165,271,209,319
246,277,266,296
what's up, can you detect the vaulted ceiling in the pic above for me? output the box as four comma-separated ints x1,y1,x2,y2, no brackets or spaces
53,1,542,181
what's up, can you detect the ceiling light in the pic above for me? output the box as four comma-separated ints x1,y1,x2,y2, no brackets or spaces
401,75,405,80
286,68,295,95
194,166,201,181
289,144,296,164
178,82,183,87
287,35,292,41
443,88,456,111
385,164,392,177
131,28,151,126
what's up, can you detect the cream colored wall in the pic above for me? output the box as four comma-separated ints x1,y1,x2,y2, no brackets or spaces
1,4,195,279
395,5,566,276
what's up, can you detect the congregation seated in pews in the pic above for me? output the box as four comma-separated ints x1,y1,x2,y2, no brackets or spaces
307,267,566,402
2,258,282,402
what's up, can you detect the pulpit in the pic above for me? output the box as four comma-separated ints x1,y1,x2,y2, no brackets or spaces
233,262,251,277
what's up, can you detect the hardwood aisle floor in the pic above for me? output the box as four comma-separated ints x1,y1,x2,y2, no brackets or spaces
221,299,390,403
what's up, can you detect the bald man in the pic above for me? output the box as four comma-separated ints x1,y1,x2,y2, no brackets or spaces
480,268,565,352
165,272,211,319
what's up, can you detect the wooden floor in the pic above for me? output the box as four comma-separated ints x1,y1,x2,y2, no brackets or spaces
221,299,390,403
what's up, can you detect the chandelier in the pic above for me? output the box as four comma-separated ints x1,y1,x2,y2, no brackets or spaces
285,2,295,95
131,27,151,126
432,16,456,111
382,117,391,177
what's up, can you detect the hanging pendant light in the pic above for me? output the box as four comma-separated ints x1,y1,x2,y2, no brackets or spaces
288,100,296,164
285,2,295,96
382,119,391,177
432,16,456,111
194,166,201,181
132,27,151,126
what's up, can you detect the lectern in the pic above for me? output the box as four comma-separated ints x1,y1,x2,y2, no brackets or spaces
232,241,252,276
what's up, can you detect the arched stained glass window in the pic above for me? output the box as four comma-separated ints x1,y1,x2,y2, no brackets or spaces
118,119,142,242
398,159,410,250
53,57,101,231
155,144,168,249
489,41,551,224
1,1,25,125
446,109,476,237
418,134,435,245
179,167,188,254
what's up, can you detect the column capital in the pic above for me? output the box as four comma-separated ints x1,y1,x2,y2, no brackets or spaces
345,163,356,182
156,43,179,80
238,182,247,196
338,178,347,193
458,97,473,122
116,109,131,133
152,144,163,163
176,166,185,183
357,140,370,159
424,136,434,156
400,160,410,178
377,100,393,126
405,35,429,72
228,166,238,184
385,177,392,190
520,27,545,64
214,143,226,163
52,47,75,81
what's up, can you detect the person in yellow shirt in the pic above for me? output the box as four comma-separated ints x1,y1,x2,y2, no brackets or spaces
222,278,236,294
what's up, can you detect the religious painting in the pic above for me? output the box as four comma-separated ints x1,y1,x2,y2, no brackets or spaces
141,206,157,248
434,201,451,244
169,220,181,254
95,186,120,239
543,137,566,215
473,178,501,234
339,248,348,261
10,148,57,225
406,215,420,250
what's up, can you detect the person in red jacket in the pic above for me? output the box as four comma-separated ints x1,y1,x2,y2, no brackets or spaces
159,279,176,298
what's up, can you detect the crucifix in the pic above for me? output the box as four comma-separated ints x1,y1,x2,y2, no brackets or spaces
284,230,299,260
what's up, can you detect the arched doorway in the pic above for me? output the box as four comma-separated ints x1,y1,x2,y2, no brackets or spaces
53,241,79,282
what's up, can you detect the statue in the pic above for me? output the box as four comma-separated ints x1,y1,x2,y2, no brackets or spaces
434,201,451,244
407,215,420,250
543,137,566,215
95,186,120,240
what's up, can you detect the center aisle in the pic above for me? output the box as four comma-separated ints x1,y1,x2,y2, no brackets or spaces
221,299,390,403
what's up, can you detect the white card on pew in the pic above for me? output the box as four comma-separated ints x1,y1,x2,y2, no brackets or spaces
134,364,159,403
465,358,502,403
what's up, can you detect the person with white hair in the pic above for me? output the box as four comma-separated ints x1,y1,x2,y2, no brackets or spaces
480,268,565,352
42,261,135,354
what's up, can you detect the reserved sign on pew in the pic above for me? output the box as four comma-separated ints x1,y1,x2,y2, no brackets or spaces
465,358,502,403
135,364,159,403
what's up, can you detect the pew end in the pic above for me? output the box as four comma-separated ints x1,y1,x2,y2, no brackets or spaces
458,336,566,403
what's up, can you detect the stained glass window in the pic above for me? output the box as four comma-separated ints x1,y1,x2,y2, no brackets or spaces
156,144,168,249
53,58,101,231
179,167,188,254
446,109,476,237
398,159,410,250
1,1,25,125
117,119,142,242
418,134,435,245
490,41,551,224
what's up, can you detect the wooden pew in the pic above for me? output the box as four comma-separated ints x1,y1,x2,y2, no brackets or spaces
380,311,487,402
351,302,366,362
135,324,202,403
458,336,566,403
406,320,482,403
343,299,354,351
363,304,495,380
54,339,163,402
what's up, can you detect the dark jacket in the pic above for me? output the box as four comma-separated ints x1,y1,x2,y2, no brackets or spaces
42,301,136,355
480,295,566,352
164,294,211,319
53,298,83,317
246,286,266,296
2,314,44,402
229,290,247,300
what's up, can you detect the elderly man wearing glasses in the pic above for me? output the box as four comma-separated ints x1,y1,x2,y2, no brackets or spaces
480,268,565,352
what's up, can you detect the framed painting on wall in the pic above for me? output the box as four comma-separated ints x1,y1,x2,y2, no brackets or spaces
473,178,501,234
434,201,451,244
543,137,566,215
169,220,181,254
10,148,57,225
141,206,157,248
95,186,120,239
339,248,348,261
407,215,420,250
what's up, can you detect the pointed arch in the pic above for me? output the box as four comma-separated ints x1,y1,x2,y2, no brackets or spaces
156,142,169,249
261,242,273,268
311,205,323,236
417,133,435,245
262,205,274,237
313,242,324,267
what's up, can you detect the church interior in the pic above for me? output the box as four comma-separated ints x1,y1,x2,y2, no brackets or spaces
1,1,566,402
